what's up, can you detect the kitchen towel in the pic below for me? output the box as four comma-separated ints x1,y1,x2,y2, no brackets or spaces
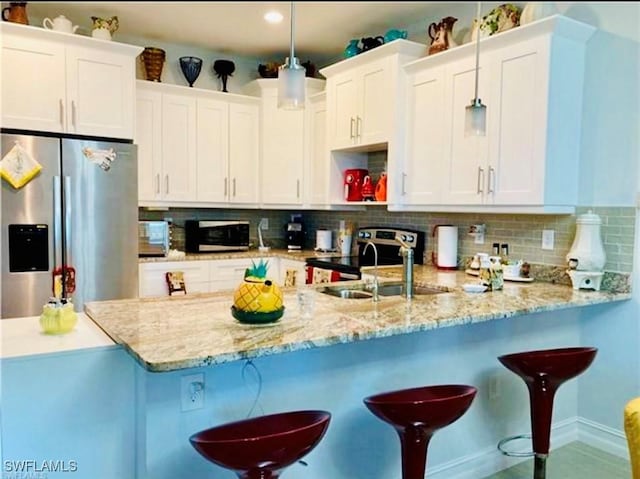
306,267,340,284
0,141,42,189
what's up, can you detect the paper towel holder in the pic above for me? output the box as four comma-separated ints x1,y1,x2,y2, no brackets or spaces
432,224,459,270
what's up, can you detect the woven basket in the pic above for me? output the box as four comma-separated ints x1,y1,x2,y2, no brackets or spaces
142,47,166,82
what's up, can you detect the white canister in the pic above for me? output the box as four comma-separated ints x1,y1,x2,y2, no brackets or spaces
316,230,332,251
566,210,606,271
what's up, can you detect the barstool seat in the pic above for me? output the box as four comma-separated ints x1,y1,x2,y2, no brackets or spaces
364,384,477,479
497,347,597,479
190,410,331,479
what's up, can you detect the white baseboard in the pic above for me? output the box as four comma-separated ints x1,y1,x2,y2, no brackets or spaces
426,418,578,479
577,416,630,460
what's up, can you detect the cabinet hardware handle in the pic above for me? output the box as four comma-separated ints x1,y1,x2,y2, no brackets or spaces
233,178,236,197
156,174,160,194
165,175,169,194
477,167,484,194
488,166,495,194
59,99,64,127
71,101,77,128
224,177,228,197
402,172,407,195
357,116,362,138
350,117,355,139
297,179,300,198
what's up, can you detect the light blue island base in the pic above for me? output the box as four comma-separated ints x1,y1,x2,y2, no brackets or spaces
136,306,611,479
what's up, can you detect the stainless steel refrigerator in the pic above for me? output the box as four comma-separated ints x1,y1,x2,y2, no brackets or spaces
1,132,138,318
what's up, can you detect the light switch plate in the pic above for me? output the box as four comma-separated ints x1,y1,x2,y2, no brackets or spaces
542,230,555,250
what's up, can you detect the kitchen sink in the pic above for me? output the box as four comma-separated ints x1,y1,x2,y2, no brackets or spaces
320,281,444,299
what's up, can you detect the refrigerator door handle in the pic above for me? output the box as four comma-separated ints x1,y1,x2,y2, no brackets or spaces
53,176,63,270
64,176,72,288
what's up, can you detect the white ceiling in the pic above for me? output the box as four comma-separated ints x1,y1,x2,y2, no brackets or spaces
24,2,482,60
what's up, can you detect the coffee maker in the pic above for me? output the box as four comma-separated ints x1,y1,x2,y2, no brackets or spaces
285,221,305,251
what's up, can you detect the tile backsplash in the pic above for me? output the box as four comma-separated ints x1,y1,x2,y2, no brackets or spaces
140,206,636,273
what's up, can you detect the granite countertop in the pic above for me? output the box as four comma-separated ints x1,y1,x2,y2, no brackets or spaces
84,266,631,372
138,249,338,263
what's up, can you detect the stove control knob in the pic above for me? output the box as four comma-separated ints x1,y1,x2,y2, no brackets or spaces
406,235,414,242
364,232,371,238
401,234,407,241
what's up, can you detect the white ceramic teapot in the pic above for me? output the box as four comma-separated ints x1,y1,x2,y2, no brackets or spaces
43,15,79,34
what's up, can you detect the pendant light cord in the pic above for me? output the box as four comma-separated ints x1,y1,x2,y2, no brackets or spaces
473,1,482,101
289,1,295,63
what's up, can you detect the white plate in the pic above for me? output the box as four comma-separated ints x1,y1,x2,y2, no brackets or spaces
462,283,488,293
465,269,534,283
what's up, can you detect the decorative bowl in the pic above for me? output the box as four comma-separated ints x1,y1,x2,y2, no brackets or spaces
258,62,280,78
231,306,284,324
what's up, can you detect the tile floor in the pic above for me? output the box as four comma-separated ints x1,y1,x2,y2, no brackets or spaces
482,442,631,479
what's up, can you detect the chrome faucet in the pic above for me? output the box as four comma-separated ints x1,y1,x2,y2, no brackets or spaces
363,241,379,302
396,237,414,299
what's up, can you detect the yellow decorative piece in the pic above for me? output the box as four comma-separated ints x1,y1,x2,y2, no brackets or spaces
40,301,78,335
233,278,283,313
0,142,42,189
625,397,640,479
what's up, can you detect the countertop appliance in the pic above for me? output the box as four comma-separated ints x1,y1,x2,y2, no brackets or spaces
1,132,138,318
185,220,249,253
305,226,425,283
139,221,170,257
344,168,368,202
285,221,304,251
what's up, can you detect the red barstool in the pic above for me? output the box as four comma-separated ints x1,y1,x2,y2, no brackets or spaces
364,384,477,479
190,410,331,479
497,347,597,479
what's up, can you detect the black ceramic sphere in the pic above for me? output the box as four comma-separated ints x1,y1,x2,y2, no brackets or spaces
179,56,203,87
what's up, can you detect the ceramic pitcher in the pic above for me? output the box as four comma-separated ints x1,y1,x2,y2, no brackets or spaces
428,16,458,55
2,2,28,24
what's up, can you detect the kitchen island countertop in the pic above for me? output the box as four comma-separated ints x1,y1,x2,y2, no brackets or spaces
84,266,631,372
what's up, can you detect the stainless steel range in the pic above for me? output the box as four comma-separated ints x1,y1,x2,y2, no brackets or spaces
305,227,425,283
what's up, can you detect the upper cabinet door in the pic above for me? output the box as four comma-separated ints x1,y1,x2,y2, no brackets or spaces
1,32,66,133
135,89,163,202
261,90,304,205
403,66,447,204
228,102,259,204
308,94,328,205
161,93,197,202
441,55,492,205
196,98,229,202
329,72,358,149
358,56,391,146
66,45,135,139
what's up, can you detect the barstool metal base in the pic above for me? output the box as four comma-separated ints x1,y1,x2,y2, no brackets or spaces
498,434,549,479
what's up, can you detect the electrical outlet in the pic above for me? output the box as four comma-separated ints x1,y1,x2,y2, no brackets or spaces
181,373,205,411
260,218,269,230
489,375,501,400
542,229,555,250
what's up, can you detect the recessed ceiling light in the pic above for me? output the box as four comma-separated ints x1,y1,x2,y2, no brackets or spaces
264,11,283,24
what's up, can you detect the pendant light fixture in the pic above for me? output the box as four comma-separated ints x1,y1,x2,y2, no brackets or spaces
277,1,305,110
465,1,487,136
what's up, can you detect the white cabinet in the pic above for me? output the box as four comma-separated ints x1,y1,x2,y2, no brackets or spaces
1,22,140,139
399,15,595,213
307,92,329,205
210,257,275,292
196,96,260,204
244,79,325,206
136,81,259,206
321,40,424,151
138,261,210,298
136,84,198,203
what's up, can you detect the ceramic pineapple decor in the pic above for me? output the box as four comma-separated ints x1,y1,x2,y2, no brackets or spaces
232,259,284,324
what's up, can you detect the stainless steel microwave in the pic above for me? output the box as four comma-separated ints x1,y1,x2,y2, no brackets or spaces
185,220,250,253
138,221,170,257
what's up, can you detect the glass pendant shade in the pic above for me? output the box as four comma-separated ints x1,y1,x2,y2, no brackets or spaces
465,99,487,136
278,57,306,109
278,2,305,110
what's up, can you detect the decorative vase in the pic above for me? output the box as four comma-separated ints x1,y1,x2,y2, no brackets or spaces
142,47,166,82
231,259,284,324
344,39,361,58
520,2,557,25
213,59,235,92
179,56,202,87
2,2,29,25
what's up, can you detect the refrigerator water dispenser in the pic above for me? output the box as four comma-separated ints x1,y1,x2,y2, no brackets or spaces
8,224,48,272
